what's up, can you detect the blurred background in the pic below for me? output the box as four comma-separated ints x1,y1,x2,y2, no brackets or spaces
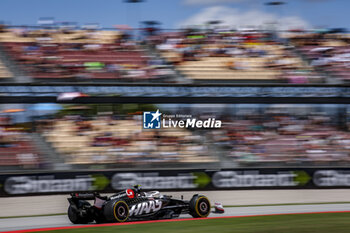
2,103,350,171
1,0,350,195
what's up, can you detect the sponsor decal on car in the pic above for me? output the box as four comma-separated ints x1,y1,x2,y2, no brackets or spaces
129,200,162,216
126,189,135,198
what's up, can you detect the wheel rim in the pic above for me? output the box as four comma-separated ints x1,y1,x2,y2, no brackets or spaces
118,206,126,217
199,202,208,212
195,197,210,217
113,201,129,222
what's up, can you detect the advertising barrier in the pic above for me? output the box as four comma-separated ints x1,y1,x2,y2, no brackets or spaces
1,168,350,197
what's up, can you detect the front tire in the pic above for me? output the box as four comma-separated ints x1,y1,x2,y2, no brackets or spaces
189,195,211,218
103,200,129,222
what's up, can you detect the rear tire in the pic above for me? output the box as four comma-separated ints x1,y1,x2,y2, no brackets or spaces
68,205,80,224
189,195,211,218
68,201,92,224
103,200,129,222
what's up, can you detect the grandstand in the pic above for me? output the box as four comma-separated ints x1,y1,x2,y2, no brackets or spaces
284,31,350,82
0,60,12,79
0,116,41,169
154,30,317,83
3,24,350,84
1,102,350,170
214,106,350,167
0,26,177,83
1,22,350,171
40,116,216,167
0,25,337,84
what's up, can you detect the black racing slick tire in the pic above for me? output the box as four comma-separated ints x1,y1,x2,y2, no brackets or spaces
68,201,92,224
68,205,79,224
189,195,211,218
103,200,129,223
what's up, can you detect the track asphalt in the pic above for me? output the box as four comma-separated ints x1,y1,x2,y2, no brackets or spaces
1,204,350,232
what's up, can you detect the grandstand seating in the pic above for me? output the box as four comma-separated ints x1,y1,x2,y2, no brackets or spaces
41,117,217,166
3,26,350,83
0,26,328,83
2,107,350,168
2,42,152,81
0,28,121,44
36,109,350,167
0,60,12,79
0,28,176,82
284,32,350,82
213,114,350,166
176,57,281,81
2,25,350,169
155,30,315,83
0,131,41,168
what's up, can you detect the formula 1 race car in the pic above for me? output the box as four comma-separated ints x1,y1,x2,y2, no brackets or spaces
67,186,218,224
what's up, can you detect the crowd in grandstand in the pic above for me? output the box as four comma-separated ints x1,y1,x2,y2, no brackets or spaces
4,24,350,83
286,30,350,82
0,116,41,168
151,28,322,83
2,22,350,170
211,111,350,166
1,105,350,169
36,114,214,167
0,24,176,82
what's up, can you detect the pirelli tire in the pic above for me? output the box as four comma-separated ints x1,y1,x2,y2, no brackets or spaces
103,200,129,223
68,201,92,224
189,195,211,218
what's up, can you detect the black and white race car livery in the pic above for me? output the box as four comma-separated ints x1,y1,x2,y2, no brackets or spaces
67,186,221,224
